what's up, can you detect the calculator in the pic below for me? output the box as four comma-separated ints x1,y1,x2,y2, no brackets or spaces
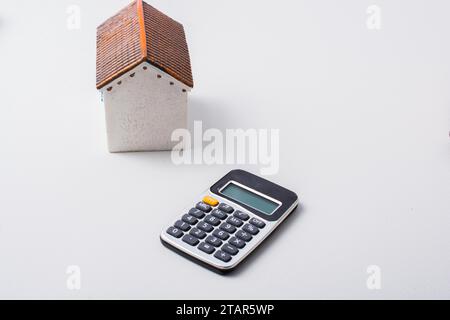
160,169,299,273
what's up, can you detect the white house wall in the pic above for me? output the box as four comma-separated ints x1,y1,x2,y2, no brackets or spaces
102,62,189,152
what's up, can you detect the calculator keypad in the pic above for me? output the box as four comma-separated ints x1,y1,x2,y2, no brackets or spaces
213,229,230,240
249,217,266,229
226,216,243,227
202,196,219,207
197,221,214,233
233,211,249,221
204,215,221,226
218,203,234,213
214,250,232,262
229,237,246,249
174,220,191,232
196,202,212,213
182,214,198,225
165,196,268,265
221,243,239,256
211,209,227,220
205,236,222,247
219,223,236,234
236,230,252,242
182,234,199,246
198,242,215,254
242,223,259,235
188,208,205,219
167,227,183,238
190,228,207,239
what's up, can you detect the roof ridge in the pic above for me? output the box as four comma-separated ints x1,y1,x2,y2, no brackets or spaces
136,0,147,60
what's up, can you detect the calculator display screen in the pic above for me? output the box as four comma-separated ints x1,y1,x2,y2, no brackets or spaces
220,182,279,215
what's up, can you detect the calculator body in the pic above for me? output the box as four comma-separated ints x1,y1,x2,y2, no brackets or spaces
160,169,299,273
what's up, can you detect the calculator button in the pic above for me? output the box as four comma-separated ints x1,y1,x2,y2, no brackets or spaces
196,202,212,213
206,236,223,247
236,230,253,242
174,220,191,232
214,250,232,262
198,242,215,254
204,215,221,226
188,208,205,219
242,223,259,235
229,237,246,249
233,210,249,221
221,244,239,256
189,228,206,239
249,217,266,229
182,214,198,225
202,196,219,207
218,203,234,213
226,216,243,227
166,227,183,238
182,234,199,246
213,229,230,240
197,222,214,233
219,223,236,234
211,209,227,220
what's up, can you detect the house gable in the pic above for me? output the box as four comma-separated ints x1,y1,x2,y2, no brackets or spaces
100,61,191,95
102,60,188,152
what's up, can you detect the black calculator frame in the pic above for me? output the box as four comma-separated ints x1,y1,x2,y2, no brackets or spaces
210,169,298,222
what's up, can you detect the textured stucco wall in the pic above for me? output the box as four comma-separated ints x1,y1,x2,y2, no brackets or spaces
102,62,189,152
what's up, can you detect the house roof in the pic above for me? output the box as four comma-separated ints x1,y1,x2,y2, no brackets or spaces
96,0,193,89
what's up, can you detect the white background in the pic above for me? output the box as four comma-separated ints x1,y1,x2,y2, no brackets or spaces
0,0,449,299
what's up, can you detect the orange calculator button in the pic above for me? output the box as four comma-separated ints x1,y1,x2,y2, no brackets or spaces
202,196,219,207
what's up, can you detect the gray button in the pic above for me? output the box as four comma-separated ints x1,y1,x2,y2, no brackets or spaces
166,226,183,238
198,242,215,254
221,243,239,256
211,209,227,220
219,223,236,234
196,202,212,213
249,217,266,229
218,203,234,213
182,214,198,225
174,220,191,232
189,228,206,239
229,237,246,249
182,234,199,246
214,250,232,262
189,208,205,219
236,230,252,242
213,229,230,240
226,216,243,227
204,215,221,226
197,222,214,233
233,210,249,221
242,223,259,235
206,236,223,247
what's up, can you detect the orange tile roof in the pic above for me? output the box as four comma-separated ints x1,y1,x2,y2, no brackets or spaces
96,0,193,89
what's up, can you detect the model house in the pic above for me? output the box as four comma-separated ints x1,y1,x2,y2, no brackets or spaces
96,0,194,152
